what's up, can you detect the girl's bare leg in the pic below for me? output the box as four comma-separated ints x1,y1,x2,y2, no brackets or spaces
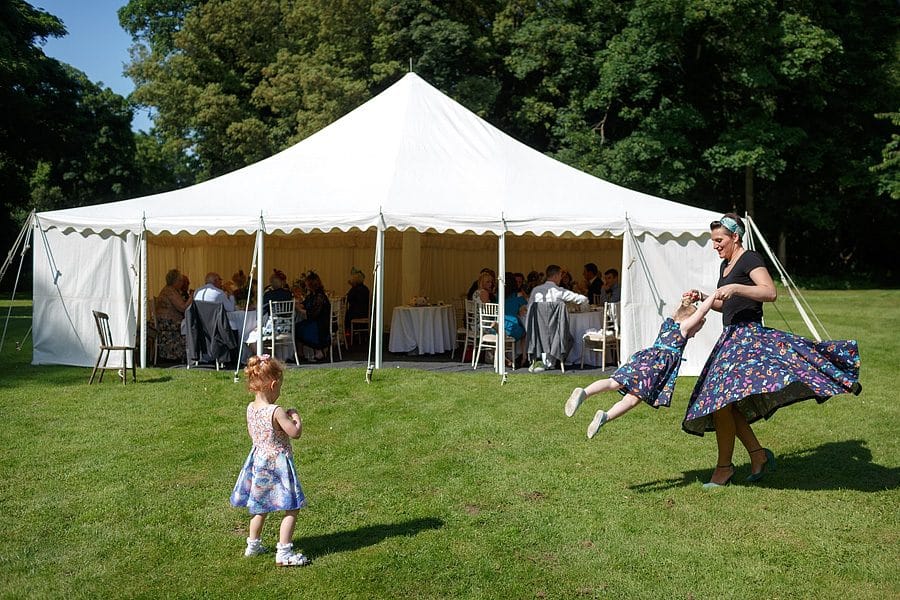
249,514,266,540
583,378,622,397
605,393,642,422
279,510,298,545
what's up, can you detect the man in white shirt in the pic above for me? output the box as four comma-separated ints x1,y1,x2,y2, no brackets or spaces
527,264,588,371
194,272,236,311
528,264,589,307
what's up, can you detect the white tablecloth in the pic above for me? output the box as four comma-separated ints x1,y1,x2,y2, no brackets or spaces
229,310,258,345
566,309,605,366
388,305,456,354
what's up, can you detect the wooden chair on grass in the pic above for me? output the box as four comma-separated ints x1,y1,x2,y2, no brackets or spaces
89,310,136,385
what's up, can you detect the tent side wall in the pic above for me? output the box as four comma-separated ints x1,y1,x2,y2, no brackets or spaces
621,231,720,377
33,227,138,367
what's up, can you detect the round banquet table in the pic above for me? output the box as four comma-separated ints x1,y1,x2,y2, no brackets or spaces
388,305,456,355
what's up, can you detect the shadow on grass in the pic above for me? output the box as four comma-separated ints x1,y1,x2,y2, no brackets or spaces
298,517,444,558
629,440,899,493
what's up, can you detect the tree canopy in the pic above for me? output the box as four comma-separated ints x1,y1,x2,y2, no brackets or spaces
7,0,897,283
1,0,141,262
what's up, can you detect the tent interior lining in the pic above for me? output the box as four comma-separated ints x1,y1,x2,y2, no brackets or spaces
146,229,623,327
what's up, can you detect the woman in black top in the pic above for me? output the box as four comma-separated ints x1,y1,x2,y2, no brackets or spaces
683,213,860,487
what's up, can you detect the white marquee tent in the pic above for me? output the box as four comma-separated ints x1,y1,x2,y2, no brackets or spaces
32,73,724,376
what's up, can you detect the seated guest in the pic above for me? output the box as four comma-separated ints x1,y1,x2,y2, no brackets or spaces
345,267,370,331
297,271,331,361
513,273,526,296
524,270,544,296
527,264,588,370
600,268,621,303
471,269,497,304
504,272,528,364
178,273,191,301
583,263,604,302
263,270,292,304
529,264,589,307
559,268,574,290
467,268,497,302
194,272,236,311
256,270,293,322
231,269,249,304
156,268,191,362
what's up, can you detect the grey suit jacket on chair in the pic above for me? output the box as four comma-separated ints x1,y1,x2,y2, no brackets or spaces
525,301,572,365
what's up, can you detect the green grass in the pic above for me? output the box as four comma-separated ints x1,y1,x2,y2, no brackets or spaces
0,291,898,599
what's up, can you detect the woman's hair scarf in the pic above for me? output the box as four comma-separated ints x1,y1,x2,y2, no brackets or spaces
720,216,745,237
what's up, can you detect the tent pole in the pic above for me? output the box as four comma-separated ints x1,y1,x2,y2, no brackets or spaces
374,219,385,369
233,238,259,381
498,218,507,383
256,215,265,357
139,215,148,368
0,212,34,353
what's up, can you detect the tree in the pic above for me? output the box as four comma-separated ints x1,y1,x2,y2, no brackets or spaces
25,66,138,216
118,0,899,282
0,0,70,246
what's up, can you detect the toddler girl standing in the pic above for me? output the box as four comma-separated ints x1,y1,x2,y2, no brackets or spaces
230,355,310,566
565,294,716,438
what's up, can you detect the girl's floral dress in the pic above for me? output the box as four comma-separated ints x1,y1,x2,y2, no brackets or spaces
611,317,686,408
230,403,306,514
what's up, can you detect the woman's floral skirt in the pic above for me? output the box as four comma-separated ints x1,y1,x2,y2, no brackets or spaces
683,322,860,436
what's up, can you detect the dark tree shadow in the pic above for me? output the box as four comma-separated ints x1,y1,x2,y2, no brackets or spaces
628,440,899,493
297,517,444,558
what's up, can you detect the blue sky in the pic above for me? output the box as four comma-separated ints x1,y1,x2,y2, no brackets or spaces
34,0,154,132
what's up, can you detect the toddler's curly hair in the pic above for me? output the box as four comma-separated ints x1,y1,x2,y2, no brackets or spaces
244,354,285,391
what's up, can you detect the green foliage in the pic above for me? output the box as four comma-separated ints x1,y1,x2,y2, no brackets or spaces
7,0,894,282
23,66,137,215
0,1,144,256
871,111,900,200
1,290,898,597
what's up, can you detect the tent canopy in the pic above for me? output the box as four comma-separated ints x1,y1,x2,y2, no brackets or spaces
34,73,723,374
38,73,718,238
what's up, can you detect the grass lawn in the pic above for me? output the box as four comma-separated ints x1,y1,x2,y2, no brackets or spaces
0,290,897,598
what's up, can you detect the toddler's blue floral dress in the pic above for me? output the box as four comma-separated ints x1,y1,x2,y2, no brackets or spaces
611,317,686,408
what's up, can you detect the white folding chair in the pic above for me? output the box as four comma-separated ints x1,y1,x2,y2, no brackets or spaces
459,299,478,363
329,297,343,362
337,296,349,352
582,302,620,369
472,302,517,370
266,300,299,364
349,317,369,347
451,297,467,360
